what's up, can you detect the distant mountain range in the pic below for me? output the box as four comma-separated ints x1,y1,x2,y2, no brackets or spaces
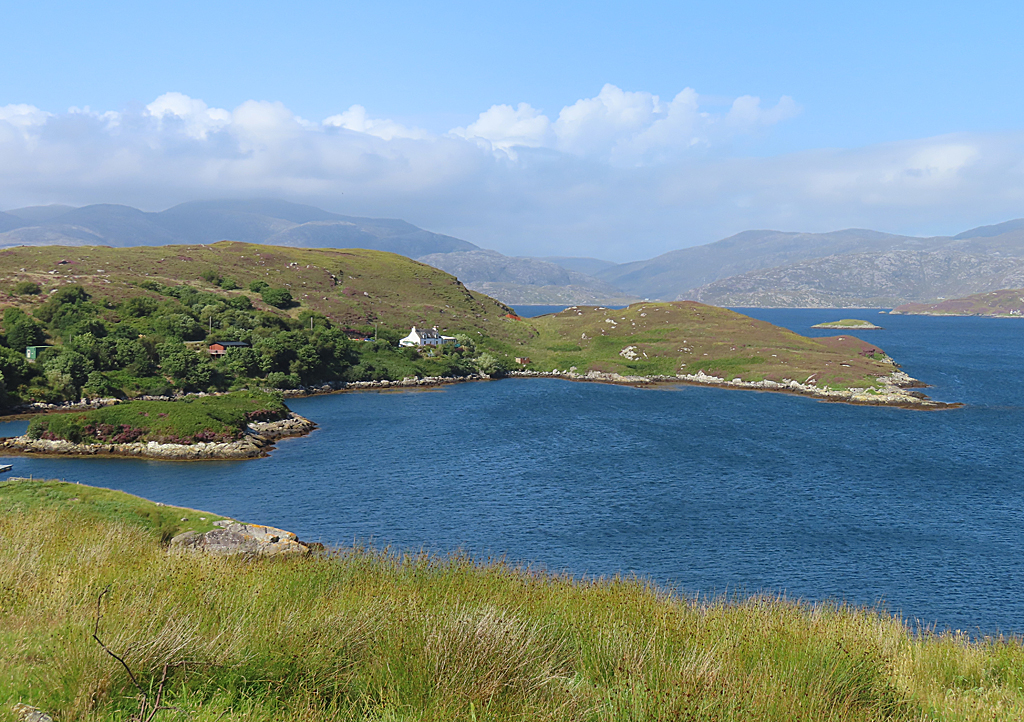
4,199,1024,307
0,200,476,257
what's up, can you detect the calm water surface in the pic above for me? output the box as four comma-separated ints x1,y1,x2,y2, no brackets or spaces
2,309,1022,634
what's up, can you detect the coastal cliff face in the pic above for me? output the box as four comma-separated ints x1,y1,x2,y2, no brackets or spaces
1,412,315,460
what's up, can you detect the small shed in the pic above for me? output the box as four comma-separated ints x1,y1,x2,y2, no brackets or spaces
208,341,251,357
25,345,51,362
515,357,531,365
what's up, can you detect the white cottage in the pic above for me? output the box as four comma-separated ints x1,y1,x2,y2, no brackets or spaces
400,326,457,347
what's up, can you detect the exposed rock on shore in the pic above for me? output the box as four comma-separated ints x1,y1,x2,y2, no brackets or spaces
506,368,954,408
280,373,491,397
170,519,313,558
0,412,316,460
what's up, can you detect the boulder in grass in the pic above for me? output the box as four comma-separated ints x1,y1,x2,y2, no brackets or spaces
170,520,310,558
13,704,54,722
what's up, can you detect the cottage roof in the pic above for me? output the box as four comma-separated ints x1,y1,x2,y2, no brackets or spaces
210,341,250,348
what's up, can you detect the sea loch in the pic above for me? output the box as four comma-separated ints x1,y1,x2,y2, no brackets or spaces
2,309,1021,635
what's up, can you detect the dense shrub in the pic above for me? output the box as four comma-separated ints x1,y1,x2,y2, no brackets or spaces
12,281,41,295
261,287,294,308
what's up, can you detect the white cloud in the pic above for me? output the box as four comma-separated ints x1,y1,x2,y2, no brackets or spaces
0,104,52,138
455,84,800,164
452,102,551,155
1,90,1022,262
146,92,231,139
323,105,428,140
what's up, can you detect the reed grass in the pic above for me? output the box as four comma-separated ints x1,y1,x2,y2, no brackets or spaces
2,482,1022,721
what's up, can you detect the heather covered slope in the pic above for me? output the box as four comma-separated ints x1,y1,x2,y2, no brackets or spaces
525,302,907,394
0,241,522,343
2,479,1022,721
891,288,1024,317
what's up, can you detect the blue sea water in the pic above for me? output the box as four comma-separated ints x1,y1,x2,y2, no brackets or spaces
2,309,1022,634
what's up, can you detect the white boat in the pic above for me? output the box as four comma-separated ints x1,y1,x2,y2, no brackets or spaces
0,464,12,473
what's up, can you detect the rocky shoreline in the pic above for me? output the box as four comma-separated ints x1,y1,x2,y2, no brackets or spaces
505,368,957,409
0,367,954,462
0,412,316,460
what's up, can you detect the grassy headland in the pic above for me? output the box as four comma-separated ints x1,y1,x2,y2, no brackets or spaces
892,289,1024,318
2,479,1022,721
523,303,900,393
22,391,287,445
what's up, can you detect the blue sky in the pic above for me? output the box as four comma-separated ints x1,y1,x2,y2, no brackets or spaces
2,0,1024,260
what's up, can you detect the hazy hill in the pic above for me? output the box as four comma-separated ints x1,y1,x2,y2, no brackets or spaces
417,249,638,305
0,211,24,233
0,199,478,256
595,229,948,300
3,204,77,222
541,256,618,276
688,249,1024,308
952,219,1024,240
0,199,636,305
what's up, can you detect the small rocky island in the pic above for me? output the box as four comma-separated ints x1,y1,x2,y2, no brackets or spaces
0,391,315,460
811,319,883,329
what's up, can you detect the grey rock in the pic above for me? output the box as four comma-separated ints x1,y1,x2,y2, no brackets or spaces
12,703,53,722
170,521,310,558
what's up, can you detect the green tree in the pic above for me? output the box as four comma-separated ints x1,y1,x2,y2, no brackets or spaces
227,295,253,311
121,296,159,318
224,347,261,378
161,347,214,389
261,287,293,308
473,352,508,376
7,319,46,350
249,280,269,293
44,350,93,400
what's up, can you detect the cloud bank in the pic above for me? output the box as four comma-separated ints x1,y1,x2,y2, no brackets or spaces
1,87,1022,260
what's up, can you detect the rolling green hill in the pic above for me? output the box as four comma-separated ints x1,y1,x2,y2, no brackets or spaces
0,241,523,341
0,243,932,406
522,303,904,393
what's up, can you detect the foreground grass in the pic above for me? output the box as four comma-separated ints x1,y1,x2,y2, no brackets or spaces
23,391,288,445
2,481,1022,721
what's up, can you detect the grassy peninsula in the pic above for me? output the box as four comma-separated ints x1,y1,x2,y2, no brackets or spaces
2,479,1023,721
892,289,1024,318
21,390,287,445
523,303,902,394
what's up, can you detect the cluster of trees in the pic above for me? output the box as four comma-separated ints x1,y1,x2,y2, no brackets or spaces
0,282,505,406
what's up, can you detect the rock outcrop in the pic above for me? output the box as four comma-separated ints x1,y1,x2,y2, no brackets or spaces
506,368,955,409
1,413,316,460
12,704,53,722
170,520,313,558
